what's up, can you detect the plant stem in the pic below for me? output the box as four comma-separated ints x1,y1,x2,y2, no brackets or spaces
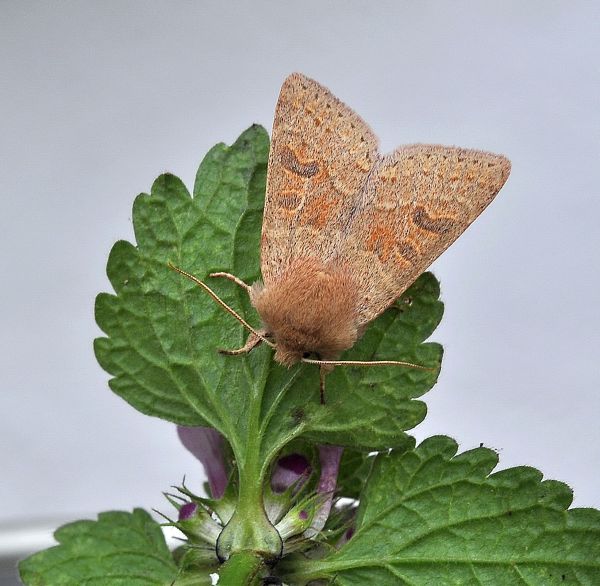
217,551,264,585
216,366,282,562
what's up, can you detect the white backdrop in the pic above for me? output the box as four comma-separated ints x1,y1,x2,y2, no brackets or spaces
1,1,599,531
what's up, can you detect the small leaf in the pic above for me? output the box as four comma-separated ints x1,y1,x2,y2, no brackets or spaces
285,436,600,585
95,126,271,432
19,509,177,585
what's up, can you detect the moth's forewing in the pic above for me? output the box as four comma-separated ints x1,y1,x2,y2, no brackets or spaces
261,73,378,284
339,145,510,326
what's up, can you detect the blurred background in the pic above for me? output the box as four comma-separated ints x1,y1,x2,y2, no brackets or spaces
1,1,599,581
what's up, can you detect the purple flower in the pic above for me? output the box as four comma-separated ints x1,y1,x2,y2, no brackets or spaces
177,426,228,499
305,445,344,538
271,453,312,493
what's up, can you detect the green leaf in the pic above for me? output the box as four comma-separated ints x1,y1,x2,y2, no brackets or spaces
94,126,444,558
283,436,600,585
336,449,374,501
94,126,271,430
94,126,443,461
19,509,177,586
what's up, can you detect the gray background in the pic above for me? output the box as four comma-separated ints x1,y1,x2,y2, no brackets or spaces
2,0,599,536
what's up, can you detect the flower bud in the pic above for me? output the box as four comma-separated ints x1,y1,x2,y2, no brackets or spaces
275,499,318,541
175,500,222,545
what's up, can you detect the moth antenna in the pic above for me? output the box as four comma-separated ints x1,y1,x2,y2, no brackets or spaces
167,262,276,348
302,358,436,371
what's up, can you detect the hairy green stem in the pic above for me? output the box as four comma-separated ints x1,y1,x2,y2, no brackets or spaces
216,372,282,562
217,551,264,585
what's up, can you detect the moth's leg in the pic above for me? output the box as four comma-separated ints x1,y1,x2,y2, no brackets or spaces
319,366,327,405
209,272,252,294
219,330,265,356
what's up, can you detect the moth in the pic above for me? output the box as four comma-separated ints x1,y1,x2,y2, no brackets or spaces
171,73,511,402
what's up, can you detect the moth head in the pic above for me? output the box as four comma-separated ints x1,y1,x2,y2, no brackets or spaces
250,259,360,367
273,345,305,368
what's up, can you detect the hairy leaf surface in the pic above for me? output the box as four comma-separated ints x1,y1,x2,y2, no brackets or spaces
283,436,600,585
19,510,176,586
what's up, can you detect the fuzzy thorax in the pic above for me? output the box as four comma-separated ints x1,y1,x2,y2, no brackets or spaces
250,258,359,366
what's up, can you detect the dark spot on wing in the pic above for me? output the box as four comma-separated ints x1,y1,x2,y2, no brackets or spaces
413,206,455,235
280,146,319,178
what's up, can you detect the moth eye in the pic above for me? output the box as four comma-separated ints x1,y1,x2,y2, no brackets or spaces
302,352,311,359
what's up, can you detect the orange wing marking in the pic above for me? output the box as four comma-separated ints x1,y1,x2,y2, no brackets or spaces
365,225,397,263
300,193,340,229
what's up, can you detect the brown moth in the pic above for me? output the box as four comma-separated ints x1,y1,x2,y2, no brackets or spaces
171,72,511,401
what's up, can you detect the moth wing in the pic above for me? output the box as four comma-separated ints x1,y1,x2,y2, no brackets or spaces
261,73,379,283
338,144,511,327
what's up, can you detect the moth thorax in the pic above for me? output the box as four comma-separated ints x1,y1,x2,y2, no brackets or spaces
251,258,359,367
